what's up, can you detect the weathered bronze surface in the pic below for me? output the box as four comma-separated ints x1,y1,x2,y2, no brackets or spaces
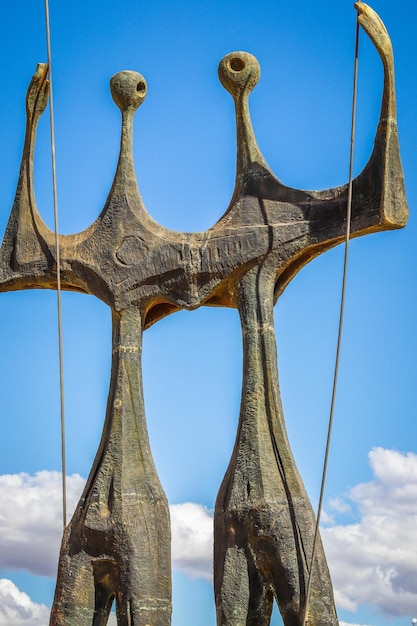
0,3,407,625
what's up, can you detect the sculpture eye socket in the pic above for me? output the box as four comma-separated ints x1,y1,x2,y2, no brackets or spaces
229,57,245,72
136,81,146,94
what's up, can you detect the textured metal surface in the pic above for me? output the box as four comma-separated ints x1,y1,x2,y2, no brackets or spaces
0,3,407,624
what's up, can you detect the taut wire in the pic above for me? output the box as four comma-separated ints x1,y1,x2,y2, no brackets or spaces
44,0,67,530
302,15,360,626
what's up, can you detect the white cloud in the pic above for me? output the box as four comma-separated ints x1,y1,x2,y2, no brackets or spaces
1,448,416,622
0,471,85,576
322,447,417,618
0,471,213,581
339,622,373,626
328,497,351,515
0,577,376,626
320,509,335,525
170,502,213,580
0,579,49,626
0,580,378,626
0,578,116,626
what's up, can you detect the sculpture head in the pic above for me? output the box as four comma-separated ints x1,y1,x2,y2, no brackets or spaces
218,51,260,99
110,70,147,113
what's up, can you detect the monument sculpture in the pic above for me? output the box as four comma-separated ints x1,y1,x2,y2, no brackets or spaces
0,3,407,625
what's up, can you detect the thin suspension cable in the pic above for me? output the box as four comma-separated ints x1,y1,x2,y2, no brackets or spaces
44,0,67,530
302,17,360,626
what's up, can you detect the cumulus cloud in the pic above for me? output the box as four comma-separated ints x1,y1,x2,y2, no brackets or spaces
170,502,213,579
0,471,85,577
0,471,213,581
0,579,49,626
0,576,375,626
328,497,351,515
1,448,416,622
322,447,417,618
0,578,118,626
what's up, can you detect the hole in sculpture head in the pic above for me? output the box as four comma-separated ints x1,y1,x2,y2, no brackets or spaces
229,57,245,72
137,81,146,94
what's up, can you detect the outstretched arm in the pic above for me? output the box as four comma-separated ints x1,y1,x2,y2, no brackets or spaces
208,3,407,304
308,0,406,224
0,65,121,302
274,1,408,295
0,64,56,291
0,65,173,307
356,1,396,122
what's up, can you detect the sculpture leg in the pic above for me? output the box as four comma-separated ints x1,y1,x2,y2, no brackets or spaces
215,543,250,625
214,537,273,626
93,580,114,626
112,500,172,626
247,581,274,626
50,306,171,626
49,539,95,625
214,265,338,626
116,588,172,626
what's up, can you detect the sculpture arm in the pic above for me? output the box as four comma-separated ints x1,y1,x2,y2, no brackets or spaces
307,0,406,225
0,65,103,296
271,2,408,296
125,3,409,315
216,2,406,229
356,1,395,122
0,64,57,291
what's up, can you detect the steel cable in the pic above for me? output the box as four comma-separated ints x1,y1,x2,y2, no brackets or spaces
302,15,360,626
44,0,67,529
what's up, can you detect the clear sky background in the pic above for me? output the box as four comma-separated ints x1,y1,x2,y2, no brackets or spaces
0,1,416,625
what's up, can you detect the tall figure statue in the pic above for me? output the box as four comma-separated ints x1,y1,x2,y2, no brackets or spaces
213,4,407,625
0,3,407,625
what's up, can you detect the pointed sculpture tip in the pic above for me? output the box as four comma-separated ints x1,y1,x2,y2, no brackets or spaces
26,63,49,121
35,62,49,79
110,71,147,113
354,0,371,13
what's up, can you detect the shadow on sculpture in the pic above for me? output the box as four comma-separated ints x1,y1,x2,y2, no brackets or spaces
0,3,407,625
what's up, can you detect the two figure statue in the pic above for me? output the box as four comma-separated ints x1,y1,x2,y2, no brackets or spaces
0,3,407,625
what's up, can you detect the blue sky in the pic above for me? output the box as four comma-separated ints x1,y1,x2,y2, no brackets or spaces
0,1,416,625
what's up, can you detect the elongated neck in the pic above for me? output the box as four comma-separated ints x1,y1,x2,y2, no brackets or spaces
234,93,269,185
112,110,140,197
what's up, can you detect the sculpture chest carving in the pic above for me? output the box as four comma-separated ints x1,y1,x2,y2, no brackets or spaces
0,3,407,625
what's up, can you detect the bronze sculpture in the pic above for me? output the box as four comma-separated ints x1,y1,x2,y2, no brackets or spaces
0,2,407,625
